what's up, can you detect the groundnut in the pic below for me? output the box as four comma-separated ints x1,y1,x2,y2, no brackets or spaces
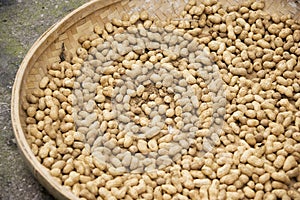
148,139,158,151
162,184,177,194
271,171,290,183
99,187,114,199
49,105,59,121
273,155,285,169
137,140,149,154
27,106,37,118
217,163,231,178
153,186,163,199
108,166,127,176
124,134,133,148
208,41,220,51
38,145,50,158
51,160,66,170
283,155,297,171
145,126,161,139
111,186,127,199
247,156,263,168
182,170,194,189
220,173,239,185
39,77,50,89
106,177,123,189
194,178,211,187
244,186,255,198
257,39,271,49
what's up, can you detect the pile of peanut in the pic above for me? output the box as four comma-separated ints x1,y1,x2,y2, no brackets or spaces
24,0,300,199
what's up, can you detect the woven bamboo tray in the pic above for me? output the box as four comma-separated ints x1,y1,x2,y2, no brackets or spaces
11,0,300,199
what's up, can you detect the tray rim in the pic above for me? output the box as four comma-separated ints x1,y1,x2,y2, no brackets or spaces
10,0,300,199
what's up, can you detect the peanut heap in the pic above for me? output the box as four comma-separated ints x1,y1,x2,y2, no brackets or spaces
24,0,300,199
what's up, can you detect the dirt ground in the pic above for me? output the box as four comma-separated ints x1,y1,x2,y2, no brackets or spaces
0,0,87,199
